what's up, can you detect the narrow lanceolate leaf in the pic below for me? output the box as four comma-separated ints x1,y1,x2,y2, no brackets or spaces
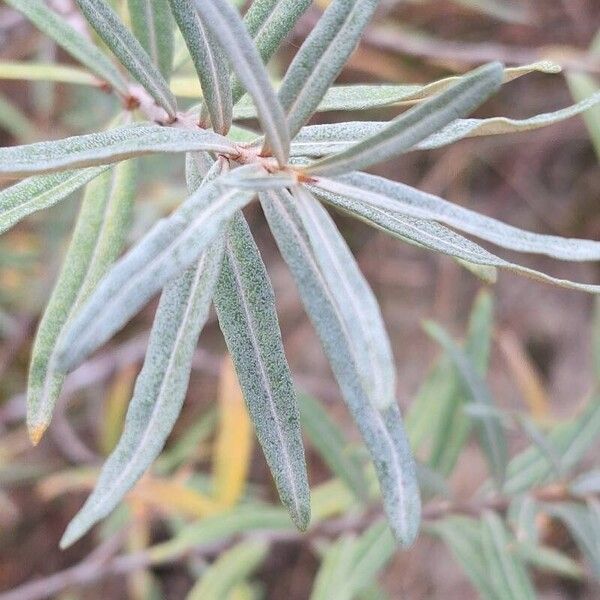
56,176,255,373
127,0,174,80
278,0,380,138
213,212,310,530
311,176,600,293
293,186,395,410
75,0,177,117
5,0,128,94
230,0,312,103
60,239,224,548
169,0,232,134
423,321,507,486
260,188,420,546
0,124,235,177
27,161,136,445
0,167,108,235
480,511,536,600
191,0,290,165
306,62,503,176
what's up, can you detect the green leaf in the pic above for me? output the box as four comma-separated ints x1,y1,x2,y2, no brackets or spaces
27,161,136,443
0,124,235,177
75,0,177,117
0,167,108,235
570,469,600,497
220,164,296,190
515,540,584,580
278,0,380,138
56,171,254,373
5,0,128,94
60,239,223,548
306,62,503,176
127,0,174,80
480,510,536,600
293,185,396,410
187,540,269,600
169,0,232,134
260,188,420,546
191,0,289,165
423,320,507,486
213,212,310,530
298,392,368,501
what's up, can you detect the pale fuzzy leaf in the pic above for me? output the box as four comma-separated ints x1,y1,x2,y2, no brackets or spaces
0,167,108,235
307,62,503,176
187,540,269,600
0,61,98,87
260,188,420,546
516,541,584,580
75,0,177,117
0,124,235,177
220,163,296,190
55,173,254,372
191,0,290,164
60,241,224,548
311,175,600,293
278,0,380,138
570,469,600,497
169,0,233,134
213,212,310,530
292,185,395,410
127,0,174,79
5,0,128,94
27,162,136,443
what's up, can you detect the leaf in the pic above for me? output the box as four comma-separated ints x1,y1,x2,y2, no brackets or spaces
298,392,368,501
570,469,600,497
306,62,503,176
191,0,290,165
27,161,136,443
101,364,137,455
260,188,420,546
55,172,254,373
311,175,600,293
515,540,584,580
290,92,600,156
187,540,269,600
214,356,254,507
75,0,177,117
169,0,232,134
0,167,108,235
278,0,380,138
0,124,235,177
423,320,507,486
0,61,98,87
293,185,396,410
213,212,310,530
60,239,224,548
127,0,174,80
480,510,536,600
5,0,128,94
220,164,296,190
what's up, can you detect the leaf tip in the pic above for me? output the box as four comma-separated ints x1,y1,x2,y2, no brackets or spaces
28,422,48,446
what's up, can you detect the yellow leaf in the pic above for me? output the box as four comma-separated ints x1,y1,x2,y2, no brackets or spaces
213,355,254,507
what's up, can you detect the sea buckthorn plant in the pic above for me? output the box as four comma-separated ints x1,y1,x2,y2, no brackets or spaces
2,1,600,594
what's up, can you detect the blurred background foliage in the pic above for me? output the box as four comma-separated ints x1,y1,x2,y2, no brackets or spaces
0,0,599,598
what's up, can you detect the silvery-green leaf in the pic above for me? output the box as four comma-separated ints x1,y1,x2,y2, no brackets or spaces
293,185,395,410
290,91,600,156
219,163,295,190
191,0,289,165
515,541,584,580
127,0,174,80
423,320,506,486
169,0,232,134
0,167,108,235
480,510,536,600
5,0,128,95
75,0,177,117
260,188,420,546
278,0,380,138
213,211,310,530
60,239,224,548
27,161,136,444
311,176,600,293
56,175,254,373
0,124,235,177
299,392,368,501
570,469,600,497
306,62,503,176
